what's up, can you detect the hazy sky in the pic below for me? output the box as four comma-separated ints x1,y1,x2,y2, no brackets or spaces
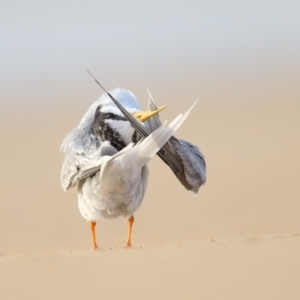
1,0,300,116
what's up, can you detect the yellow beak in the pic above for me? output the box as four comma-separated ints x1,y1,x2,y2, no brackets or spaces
132,105,167,123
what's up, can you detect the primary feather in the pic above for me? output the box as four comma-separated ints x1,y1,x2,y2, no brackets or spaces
145,90,206,195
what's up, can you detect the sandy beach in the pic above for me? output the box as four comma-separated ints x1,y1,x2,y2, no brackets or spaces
1,1,300,299
1,95,299,299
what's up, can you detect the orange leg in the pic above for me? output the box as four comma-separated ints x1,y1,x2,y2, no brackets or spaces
125,216,134,248
89,221,99,250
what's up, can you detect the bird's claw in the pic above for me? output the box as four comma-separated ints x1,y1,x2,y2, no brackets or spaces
124,242,132,248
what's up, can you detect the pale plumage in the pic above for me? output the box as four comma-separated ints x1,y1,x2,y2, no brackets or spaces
60,87,205,249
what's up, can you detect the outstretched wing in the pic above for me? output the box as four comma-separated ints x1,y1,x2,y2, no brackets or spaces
145,90,206,195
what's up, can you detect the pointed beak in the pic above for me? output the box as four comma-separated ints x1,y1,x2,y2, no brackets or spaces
132,105,167,122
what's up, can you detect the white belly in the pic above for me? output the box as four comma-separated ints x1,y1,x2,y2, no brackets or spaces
77,166,149,221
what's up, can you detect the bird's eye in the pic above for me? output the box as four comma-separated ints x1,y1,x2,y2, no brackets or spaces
106,113,114,119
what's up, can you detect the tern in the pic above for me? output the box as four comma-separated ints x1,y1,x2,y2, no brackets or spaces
61,74,206,249
61,89,197,249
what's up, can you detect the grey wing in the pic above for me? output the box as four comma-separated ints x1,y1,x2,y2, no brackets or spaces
145,89,206,195
61,152,87,191
60,150,103,191
60,141,118,191
77,142,119,180
168,136,206,194
60,126,99,191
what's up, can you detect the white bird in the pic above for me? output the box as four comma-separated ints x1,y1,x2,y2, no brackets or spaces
61,89,205,249
61,89,196,249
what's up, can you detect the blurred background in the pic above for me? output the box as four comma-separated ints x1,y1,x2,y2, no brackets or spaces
1,0,299,254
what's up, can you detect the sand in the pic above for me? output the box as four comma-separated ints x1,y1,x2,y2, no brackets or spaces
0,93,299,299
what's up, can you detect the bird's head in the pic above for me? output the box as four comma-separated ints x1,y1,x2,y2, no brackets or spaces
93,102,167,151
